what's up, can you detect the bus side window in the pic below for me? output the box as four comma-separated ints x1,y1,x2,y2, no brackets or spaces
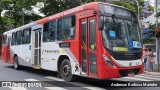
22,28,31,44
11,33,15,46
15,32,17,45
43,21,56,42
16,30,22,45
57,15,76,40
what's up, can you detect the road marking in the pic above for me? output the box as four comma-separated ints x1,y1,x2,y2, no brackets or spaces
45,76,64,81
122,77,152,81
145,72,160,75
45,87,67,90
8,87,28,90
140,74,160,78
45,76,105,90
138,75,160,78
25,78,66,90
135,75,160,81
24,79,39,81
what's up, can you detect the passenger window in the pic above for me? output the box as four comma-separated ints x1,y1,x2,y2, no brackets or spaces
43,21,56,42
11,33,15,46
16,30,22,45
22,28,31,44
57,15,76,40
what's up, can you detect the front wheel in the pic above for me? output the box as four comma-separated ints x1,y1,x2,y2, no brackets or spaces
60,59,75,81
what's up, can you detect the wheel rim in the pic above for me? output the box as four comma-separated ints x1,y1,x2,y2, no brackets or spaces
63,65,71,76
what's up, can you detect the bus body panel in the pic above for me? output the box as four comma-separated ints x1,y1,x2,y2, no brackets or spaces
10,44,32,66
1,45,8,62
1,2,144,80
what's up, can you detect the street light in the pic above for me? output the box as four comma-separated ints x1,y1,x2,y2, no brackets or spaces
133,0,141,29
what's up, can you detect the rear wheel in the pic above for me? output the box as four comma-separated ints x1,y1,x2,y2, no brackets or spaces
60,59,75,81
14,56,20,70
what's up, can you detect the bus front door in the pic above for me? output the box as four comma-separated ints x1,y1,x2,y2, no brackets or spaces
32,26,41,69
80,17,97,77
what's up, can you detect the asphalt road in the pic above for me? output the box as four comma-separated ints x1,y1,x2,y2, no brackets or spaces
0,60,160,90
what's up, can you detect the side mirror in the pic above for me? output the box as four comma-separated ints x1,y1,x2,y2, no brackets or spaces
99,16,104,30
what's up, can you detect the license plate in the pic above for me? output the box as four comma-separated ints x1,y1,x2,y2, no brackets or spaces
128,72,135,77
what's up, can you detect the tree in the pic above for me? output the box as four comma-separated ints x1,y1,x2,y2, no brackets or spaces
1,0,43,31
4,0,42,28
39,0,100,16
149,6,154,12
0,0,12,33
109,0,144,12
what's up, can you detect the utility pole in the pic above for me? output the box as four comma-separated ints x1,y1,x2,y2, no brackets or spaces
155,0,160,71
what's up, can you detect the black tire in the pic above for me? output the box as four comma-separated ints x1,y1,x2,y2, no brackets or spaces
14,56,20,70
60,59,75,81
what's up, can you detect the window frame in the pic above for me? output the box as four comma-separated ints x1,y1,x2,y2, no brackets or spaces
43,20,56,42
22,28,31,45
11,32,16,46
89,19,96,51
16,30,22,45
57,15,76,41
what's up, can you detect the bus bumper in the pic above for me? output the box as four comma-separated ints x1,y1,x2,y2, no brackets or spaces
99,64,144,80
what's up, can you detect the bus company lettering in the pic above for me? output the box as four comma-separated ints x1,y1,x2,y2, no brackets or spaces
42,50,60,54
80,12,90,17
48,6,84,20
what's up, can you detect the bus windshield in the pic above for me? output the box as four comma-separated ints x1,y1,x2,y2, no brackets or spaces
102,16,142,53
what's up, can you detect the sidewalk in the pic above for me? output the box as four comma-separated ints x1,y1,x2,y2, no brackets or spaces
144,71,160,75
152,63,160,72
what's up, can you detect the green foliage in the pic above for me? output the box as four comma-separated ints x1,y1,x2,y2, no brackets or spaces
0,0,13,32
40,0,82,16
143,36,156,43
143,24,156,43
149,24,156,31
110,0,144,12
0,0,42,32
1,16,14,29
111,1,135,11
0,0,153,33
149,6,154,12
39,0,98,16
156,12,160,17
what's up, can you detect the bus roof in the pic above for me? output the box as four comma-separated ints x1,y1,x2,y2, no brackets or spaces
3,2,133,35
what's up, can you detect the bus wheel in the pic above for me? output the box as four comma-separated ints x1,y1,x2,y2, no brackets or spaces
14,56,20,70
60,59,75,81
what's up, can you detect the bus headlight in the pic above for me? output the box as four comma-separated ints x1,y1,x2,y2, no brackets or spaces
103,55,114,67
